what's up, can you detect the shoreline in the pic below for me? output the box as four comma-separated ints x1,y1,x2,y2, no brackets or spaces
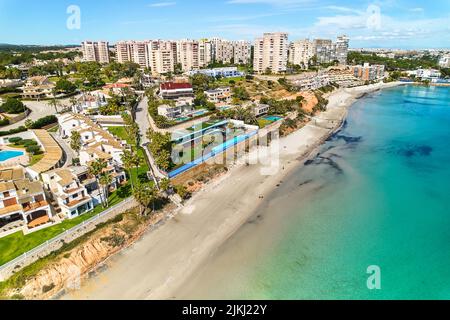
62,81,406,300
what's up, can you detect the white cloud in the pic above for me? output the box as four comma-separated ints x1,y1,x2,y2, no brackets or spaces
148,1,176,7
323,5,364,15
226,0,313,8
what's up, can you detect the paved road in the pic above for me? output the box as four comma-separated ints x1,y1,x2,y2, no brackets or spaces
135,96,151,143
134,96,165,180
2,95,80,131
51,132,76,167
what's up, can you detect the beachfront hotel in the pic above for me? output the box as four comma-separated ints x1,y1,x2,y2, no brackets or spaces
81,41,110,64
253,32,289,74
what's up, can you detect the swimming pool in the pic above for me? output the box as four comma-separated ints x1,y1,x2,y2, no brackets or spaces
0,150,24,162
263,116,283,122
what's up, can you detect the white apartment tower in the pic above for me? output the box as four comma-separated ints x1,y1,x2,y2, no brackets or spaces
81,41,110,64
199,39,213,68
116,41,132,63
130,41,150,69
177,40,200,72
215,39,234,64
336,35,350,65
289,39,315,69
314,39,335,64
148,40,176,75
233,40,252,65
253,32,289,74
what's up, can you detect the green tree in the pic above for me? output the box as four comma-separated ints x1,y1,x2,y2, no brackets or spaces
99,172,113,208
0,98,26,114
55,78,77,94
88,159,108,207
133,182,157,215
159,178,172,193
70,131,82,155
232,86,250,101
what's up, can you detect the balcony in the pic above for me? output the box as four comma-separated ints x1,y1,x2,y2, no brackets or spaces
23,200,49,213
64,196,91,209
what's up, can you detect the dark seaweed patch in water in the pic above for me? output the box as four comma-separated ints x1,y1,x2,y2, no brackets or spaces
336,135,362,144
305,156,344,174
298,179,313,187
397,145,433,158
327,133,362,145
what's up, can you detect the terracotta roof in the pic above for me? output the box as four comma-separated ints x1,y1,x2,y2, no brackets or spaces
0,204,22,217
14,179,44,198
0,181,16,193
29,130,63,174
160,82,193,91
103,83,131,89
0,168,25,182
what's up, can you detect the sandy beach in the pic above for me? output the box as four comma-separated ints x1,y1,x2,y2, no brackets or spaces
63,81,405,300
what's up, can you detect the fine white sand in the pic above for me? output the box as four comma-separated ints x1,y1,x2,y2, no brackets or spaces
63,82,405,300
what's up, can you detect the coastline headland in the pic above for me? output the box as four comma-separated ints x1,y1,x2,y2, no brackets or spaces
63,81,407,300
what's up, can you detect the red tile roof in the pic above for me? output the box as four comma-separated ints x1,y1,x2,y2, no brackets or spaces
160,82,193,91
103,83,131,89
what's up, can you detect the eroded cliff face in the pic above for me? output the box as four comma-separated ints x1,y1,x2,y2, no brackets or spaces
6,209,167,300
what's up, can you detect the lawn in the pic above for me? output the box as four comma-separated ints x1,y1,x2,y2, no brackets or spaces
107,126,150,185
258,119,272,128
0,185,132,266
215,76,244,86
29,153,44,166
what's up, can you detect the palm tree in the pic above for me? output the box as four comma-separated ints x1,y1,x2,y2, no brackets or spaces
88,159,108,207
69,96,78,112
99,172,113,208
121,150,135,191
159,178,171,194
48,97,60,114
70,131,82,155
133,183,157,215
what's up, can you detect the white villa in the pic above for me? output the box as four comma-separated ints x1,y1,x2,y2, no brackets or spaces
21,76,55,100
0,167,53,237
253,104,270,117
58,113,126,166
204,87,231,104
42,168,94,219
72,91,110,115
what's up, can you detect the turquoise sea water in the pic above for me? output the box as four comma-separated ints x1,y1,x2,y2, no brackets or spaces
181,85,450,300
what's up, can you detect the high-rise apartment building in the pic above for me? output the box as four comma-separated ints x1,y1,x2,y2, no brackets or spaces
314,39,335,64
212,39,234,64
177,40,200,72
199,39,213,68
148,40,176,75
336,35,350,65
81,41,110,64
116,41,132,63
130,41,150,69
288,39,315,68
233,40,252,65
313,35,349,65
253,32,289,74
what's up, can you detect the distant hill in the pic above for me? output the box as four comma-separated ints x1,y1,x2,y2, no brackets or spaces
0,44,79,52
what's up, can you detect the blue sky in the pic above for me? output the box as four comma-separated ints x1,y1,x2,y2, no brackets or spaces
0,0,449,48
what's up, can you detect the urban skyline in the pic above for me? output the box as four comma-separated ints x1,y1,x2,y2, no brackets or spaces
1,0,449,49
